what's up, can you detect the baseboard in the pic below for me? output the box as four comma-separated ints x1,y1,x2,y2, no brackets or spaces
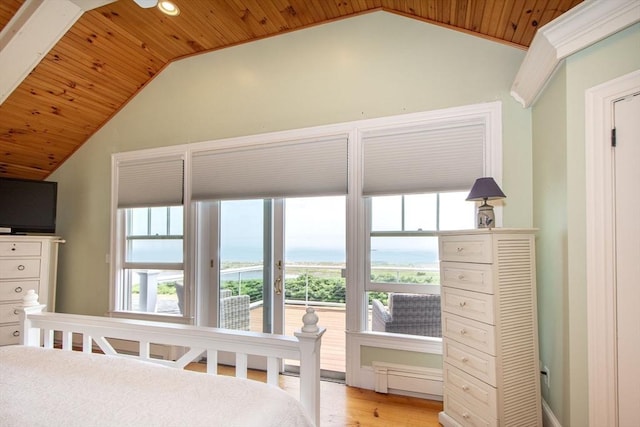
542,398,562,427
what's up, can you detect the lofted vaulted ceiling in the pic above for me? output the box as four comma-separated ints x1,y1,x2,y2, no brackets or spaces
0,0,583,181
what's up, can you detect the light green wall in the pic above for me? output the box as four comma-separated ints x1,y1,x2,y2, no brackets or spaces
51,11,529,317
532,22,640,427
532,62,568,423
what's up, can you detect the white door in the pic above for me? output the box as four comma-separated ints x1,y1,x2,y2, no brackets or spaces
614,93,640,427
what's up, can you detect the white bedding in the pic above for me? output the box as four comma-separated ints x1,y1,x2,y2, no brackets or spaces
0,345,313,427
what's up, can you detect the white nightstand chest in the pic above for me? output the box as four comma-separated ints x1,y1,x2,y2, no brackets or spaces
0,235,63,345
438,229,541,427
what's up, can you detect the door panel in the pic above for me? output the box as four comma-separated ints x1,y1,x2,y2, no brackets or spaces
219,199,278,333
283,196,346,374
201,196,346,374
614,93,640,427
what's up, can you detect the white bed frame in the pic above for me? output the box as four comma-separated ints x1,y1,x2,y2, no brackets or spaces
18,290,325,426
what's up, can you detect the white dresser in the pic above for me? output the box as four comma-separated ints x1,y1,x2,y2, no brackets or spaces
0,235,62,345
438,229,541,427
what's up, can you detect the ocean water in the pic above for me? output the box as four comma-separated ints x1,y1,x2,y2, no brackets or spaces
129,243,439,266
222,246,438,266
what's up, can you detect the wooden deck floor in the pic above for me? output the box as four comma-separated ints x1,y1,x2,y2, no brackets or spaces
250,305,346,373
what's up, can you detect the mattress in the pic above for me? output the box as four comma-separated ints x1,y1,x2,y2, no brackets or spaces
0,345,313,427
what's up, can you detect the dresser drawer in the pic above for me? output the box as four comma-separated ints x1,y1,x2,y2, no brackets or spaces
0,259,41,279
443,312,496,355
444,363,497,419
439,235,492,263
0,324,21,345
0,303,21,323
444,388,497,427
444,339,497,386
442,287,495,324
0,281,39,302
0,241,42,257
441,262,494,294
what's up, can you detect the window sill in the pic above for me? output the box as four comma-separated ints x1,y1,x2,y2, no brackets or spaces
107,310,193,325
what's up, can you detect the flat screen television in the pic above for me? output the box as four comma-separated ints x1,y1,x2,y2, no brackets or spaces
0,177,58,234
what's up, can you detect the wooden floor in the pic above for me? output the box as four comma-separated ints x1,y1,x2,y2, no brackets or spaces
250,305,347,372
187,362,443,426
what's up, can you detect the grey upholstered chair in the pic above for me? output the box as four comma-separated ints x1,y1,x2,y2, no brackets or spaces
372,293,442,337
175,286,250,331
219,291,250,331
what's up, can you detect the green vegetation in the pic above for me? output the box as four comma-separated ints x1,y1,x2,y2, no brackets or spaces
132,282,179,295
131,267,440,306
220,269,439,305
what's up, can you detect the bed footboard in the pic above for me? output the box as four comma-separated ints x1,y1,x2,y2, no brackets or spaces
19,290,325,426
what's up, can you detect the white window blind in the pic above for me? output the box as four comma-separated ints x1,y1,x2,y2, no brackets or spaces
191,135,348,200
117,155,184,208
362,123,485,196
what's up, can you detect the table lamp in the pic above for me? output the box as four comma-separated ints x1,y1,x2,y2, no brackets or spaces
466,177,506,228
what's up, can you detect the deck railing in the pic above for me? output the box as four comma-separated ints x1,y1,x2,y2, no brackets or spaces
133,263,439,315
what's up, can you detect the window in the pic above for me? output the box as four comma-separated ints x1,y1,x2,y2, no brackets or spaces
111,152,184,318
109,103,501,379
366,191,474,336
359,112,492,340
116,206,184,316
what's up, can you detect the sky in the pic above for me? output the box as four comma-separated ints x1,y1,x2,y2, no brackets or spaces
219,193,474,264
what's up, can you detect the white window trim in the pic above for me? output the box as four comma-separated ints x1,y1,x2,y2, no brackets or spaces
349,101,502,326
109,146,189,320
110,206,186,321
346,101,502,387
109,101,503,387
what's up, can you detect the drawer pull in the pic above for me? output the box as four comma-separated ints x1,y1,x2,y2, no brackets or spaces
459,301,467,308
14,287,23,293
13,309,19,315
456,247,464,253
457,274,465,280
462,385,470,392
461,357,469,363
460,328,467,335
11,247,16,251
462,412,470,419
12,330,20,337
17,264,26,271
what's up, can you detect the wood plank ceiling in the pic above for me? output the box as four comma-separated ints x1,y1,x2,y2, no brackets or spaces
0,0,583,181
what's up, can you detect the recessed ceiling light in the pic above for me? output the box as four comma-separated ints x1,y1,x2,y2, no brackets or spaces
157,1,180,16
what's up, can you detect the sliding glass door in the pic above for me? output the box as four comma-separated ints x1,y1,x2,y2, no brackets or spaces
284,196,346,374
196,196,346,373
219,199,275,333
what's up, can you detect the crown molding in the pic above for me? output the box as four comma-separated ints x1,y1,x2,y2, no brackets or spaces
510,0,640,108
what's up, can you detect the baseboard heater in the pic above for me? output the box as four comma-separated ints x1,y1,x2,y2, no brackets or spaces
372,361,443,400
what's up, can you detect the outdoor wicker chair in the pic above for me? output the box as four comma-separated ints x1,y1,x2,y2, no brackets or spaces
372,293,441,337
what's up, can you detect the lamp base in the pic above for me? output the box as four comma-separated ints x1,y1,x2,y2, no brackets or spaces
476,202,495,228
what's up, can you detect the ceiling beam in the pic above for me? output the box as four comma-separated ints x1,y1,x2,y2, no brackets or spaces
0,0,116,105
511,0,640,108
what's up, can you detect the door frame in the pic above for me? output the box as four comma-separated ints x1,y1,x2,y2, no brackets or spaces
585,69,640,427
